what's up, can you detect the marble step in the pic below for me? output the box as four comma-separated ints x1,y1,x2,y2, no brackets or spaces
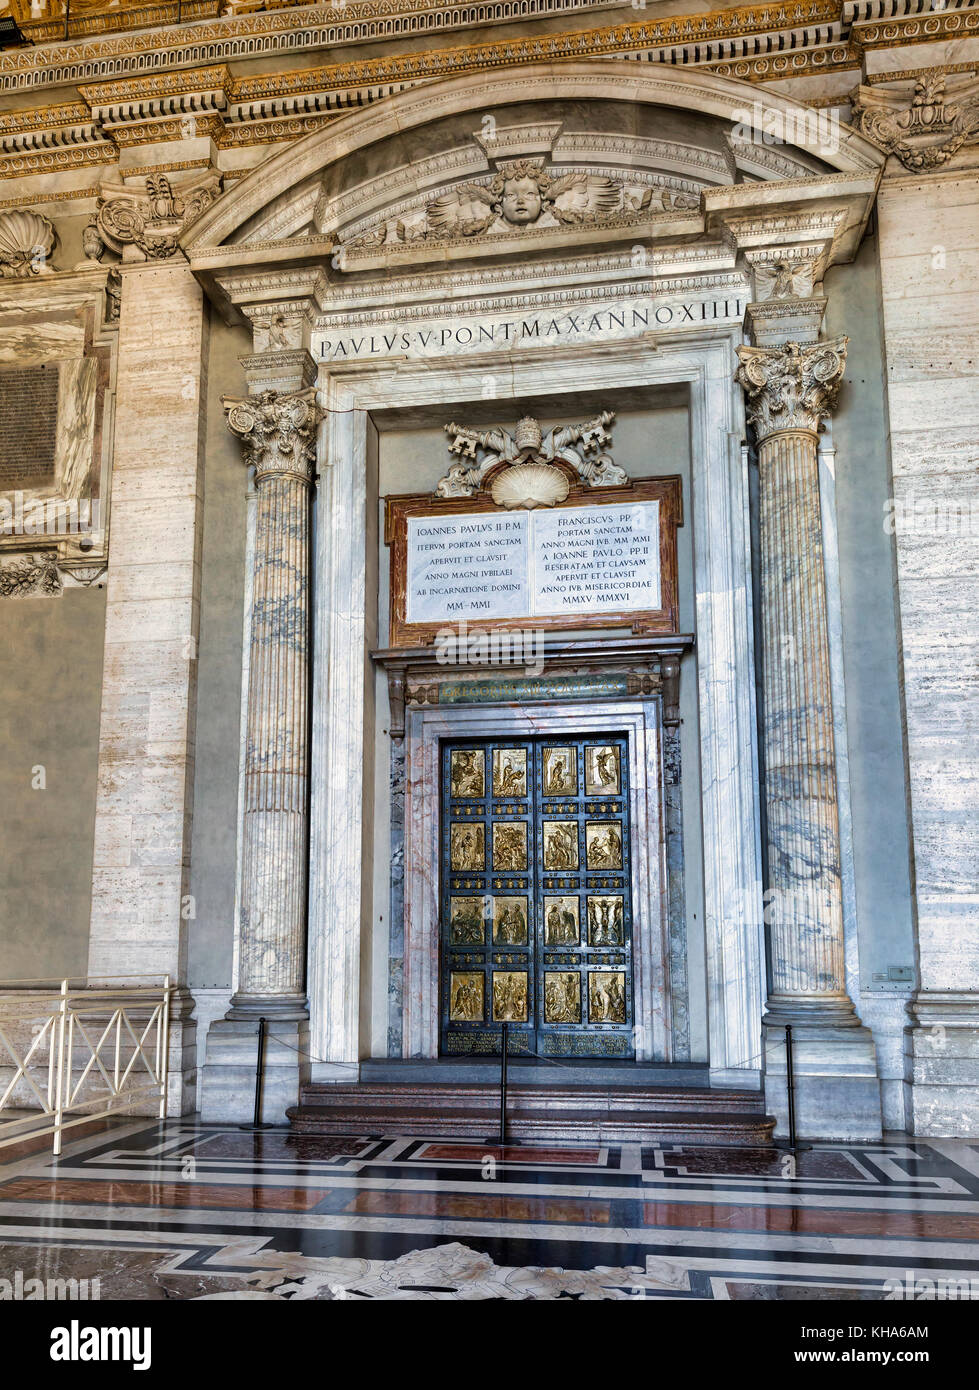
359,1059,711,1087
288,1082,776,1145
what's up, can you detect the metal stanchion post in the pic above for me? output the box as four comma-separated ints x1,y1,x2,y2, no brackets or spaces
247,1016,270,1131
499,1021,508,1149
781,1023,811,1152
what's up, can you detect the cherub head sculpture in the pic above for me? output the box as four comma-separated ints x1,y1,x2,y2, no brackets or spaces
490,160,552,225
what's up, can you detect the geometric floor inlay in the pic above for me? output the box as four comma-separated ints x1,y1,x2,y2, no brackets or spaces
2,1119,978,1300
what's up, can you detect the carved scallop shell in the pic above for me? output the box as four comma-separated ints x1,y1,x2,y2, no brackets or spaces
0,209,56,276
490,461,570,510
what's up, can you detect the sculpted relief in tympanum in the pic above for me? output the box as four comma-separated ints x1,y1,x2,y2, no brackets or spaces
345,156,700,250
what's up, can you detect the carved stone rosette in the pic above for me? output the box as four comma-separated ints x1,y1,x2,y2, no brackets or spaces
223,386,323,1017
735,338,856,1023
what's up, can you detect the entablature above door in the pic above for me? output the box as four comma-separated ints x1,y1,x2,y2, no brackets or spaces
372,632,694,743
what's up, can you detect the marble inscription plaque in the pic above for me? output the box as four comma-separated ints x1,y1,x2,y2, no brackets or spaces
407,511,529,624
405,500,660,626
0,364,58,487
532,501,660,616
386,475,680,644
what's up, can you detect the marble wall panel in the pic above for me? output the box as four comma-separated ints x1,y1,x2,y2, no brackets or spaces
877,171,979,1134
86,265,208,1110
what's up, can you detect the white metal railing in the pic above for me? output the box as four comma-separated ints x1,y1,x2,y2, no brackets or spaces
0,976,171,1155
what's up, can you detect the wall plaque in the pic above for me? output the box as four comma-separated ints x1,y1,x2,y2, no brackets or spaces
0,364,58,487
385,476,681,646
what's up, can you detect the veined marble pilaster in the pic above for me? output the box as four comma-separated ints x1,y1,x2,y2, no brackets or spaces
875,175,979,1137
736,335,882,1140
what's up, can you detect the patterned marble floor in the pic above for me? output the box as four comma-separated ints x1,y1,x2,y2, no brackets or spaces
1,1119,978,1300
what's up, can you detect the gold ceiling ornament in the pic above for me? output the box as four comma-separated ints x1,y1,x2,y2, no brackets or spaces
439,411,624,510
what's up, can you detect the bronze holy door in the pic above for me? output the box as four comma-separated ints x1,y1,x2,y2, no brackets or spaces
439,734,635,1058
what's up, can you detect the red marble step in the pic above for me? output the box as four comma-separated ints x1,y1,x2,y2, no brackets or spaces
288,1083,775,1145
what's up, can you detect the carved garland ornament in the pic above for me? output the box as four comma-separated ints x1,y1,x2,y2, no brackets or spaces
347,159,698,249
850,75,979,172
85,173,222,262
0,552,63,599
735,339,848,442
439,410,626,509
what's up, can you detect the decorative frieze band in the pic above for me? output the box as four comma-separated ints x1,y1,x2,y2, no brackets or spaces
0,0,936,176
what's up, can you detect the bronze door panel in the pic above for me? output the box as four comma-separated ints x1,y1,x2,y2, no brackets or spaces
439,733,634,1058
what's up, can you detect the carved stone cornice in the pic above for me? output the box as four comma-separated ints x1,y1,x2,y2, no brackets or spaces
851,6,979,52
0,0,633,97
229,2,843,106
223,388,322,486
850,74,979,171
735,337,848,441
707,43,856,85
6,0,624,63
0,0,851,141
2,0,963,176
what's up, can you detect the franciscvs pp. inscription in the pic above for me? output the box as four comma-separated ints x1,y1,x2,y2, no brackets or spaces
533,502,659,616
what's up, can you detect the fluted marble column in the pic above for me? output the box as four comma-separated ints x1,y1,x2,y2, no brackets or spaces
222,388,322,1018
200,381,322,1124
736,338,882,1139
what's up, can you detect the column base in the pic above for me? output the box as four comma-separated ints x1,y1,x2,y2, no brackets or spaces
225,992,308,1022
200,1016,309,1125
763,1017,883,1141
905,992,979,1137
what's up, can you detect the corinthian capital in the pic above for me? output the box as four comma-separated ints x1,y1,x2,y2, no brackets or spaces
735,338,847,442
223,388,322,484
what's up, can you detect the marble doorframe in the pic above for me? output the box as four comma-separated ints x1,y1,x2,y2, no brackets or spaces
404,699,668,1061
306,331,765,1086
